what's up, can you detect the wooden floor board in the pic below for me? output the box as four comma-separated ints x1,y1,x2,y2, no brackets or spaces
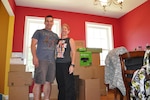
100,90,127,100
29,90,126,100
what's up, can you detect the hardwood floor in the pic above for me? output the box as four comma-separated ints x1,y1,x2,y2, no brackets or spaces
100,90,115,100
100,90,126,100
30,90,126,100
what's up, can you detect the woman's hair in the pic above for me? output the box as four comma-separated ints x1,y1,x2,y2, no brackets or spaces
62,23,70,31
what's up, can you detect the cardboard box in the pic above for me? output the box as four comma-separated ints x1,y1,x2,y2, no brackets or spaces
75,52,100,67
92,53,100,66
10,64,26,72
74,40,106,96
75,40,85,50
74,66,107,96
9,86,29,100
74,67,94,79
50,84,58,99
8,72,32,87
93,66,107,95
86,48,102,53
79,78,100,100
75,40,100,66
99,66,107,95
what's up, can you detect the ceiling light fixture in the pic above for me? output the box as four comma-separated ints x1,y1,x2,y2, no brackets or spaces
94,0,124,11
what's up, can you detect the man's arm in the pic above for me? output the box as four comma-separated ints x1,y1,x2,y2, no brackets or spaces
31,38,39,67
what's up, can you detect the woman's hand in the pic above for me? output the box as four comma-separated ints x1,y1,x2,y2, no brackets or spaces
69,66,74,74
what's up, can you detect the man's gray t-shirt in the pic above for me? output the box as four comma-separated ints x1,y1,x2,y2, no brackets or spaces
32,29,59,62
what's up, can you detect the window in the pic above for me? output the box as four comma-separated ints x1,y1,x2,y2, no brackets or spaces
85,22,114,65
23,16,61,73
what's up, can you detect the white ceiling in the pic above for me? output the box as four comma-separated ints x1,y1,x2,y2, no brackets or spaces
14,0,147,18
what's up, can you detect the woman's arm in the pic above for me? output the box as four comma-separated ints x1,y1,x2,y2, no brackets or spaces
70,38,76,65
69,38,76,74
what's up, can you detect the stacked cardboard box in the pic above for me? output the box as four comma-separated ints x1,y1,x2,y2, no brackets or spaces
74,40,107,100
79,78,100,100
8,64,32,100
50,82,58,100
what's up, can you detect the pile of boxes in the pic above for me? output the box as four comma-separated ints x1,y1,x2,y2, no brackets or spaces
74,40,107,100
8,64,32,100
8,40,106,100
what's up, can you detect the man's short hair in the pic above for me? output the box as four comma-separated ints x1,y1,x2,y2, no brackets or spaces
45,15,53,21
46,15,53,18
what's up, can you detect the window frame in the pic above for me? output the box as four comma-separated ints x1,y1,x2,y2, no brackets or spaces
85,21,114,65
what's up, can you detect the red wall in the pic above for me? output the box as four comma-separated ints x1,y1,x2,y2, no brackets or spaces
119,1,150,51
11,1,150,52
13,6,121,52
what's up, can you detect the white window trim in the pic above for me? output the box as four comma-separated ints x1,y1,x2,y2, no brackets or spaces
85,22,114,65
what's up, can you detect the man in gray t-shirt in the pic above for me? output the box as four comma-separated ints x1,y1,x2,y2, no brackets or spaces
31,15,59,100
